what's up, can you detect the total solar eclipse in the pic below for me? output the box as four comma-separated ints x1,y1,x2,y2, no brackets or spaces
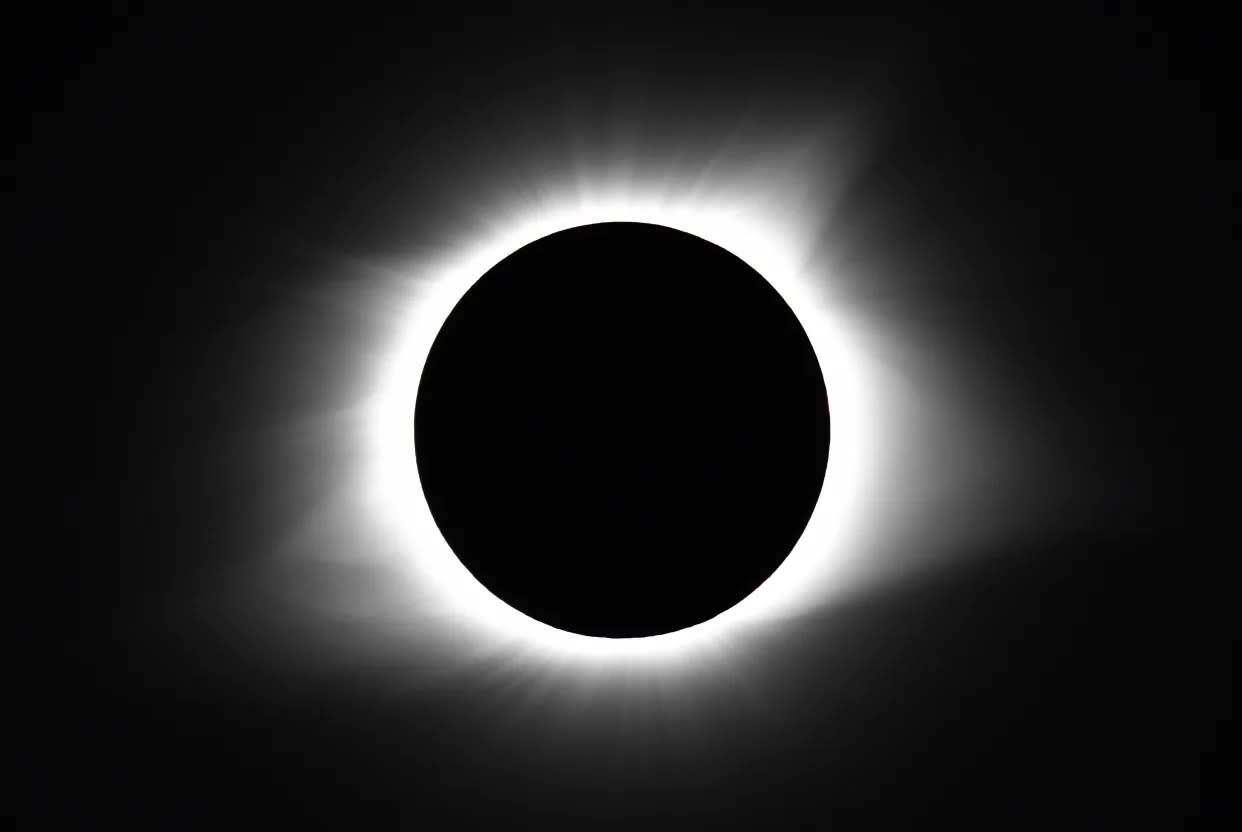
414,222,830,638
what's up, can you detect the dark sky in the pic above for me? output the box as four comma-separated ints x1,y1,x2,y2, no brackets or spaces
18,3,1233,827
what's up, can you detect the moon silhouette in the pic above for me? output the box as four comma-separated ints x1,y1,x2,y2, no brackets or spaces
415,222,830,637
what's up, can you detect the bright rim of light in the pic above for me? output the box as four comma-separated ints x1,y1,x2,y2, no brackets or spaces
363,185,877,667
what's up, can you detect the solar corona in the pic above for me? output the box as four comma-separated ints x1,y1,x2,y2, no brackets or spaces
364,180,879,666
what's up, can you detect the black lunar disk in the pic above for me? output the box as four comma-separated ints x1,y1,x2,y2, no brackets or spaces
415,223,830,637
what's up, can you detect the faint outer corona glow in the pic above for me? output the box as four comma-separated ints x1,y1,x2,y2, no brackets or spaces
363,170,880,667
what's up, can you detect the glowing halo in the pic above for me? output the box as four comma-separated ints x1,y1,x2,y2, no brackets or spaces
362,182,879,668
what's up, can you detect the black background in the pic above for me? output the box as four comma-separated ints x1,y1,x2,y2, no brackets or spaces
17,2,1234,827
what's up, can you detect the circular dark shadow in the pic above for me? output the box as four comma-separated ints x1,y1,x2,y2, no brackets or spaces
414,222,830,637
